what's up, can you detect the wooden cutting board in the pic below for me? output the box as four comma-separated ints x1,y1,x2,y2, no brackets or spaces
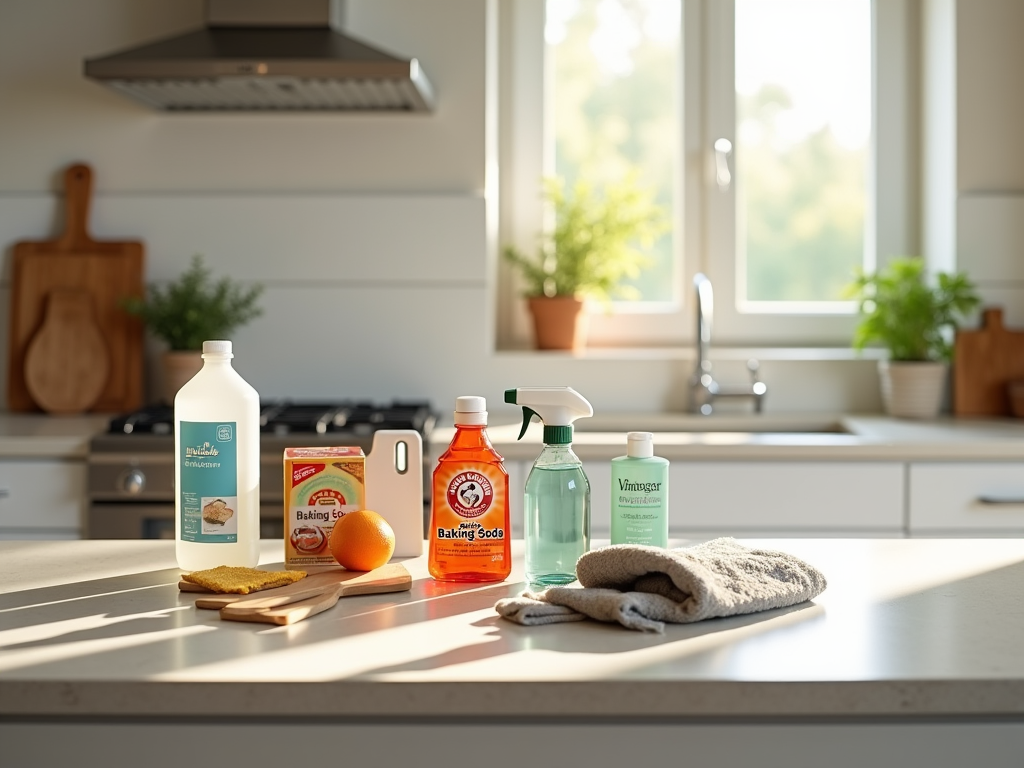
953,307,1024,416
24,289,110,414
219,563,412,625
8,163,144,413
181,562,412,626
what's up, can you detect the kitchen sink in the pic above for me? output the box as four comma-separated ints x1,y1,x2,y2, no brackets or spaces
570,413,851,434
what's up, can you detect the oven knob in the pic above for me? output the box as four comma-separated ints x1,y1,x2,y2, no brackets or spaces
121,469,146,495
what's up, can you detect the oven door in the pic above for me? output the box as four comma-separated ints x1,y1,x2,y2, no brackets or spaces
86,503,285,540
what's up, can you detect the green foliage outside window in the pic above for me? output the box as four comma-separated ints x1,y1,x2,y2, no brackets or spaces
549,0,679,302
504,175,668,304
739,86,866,302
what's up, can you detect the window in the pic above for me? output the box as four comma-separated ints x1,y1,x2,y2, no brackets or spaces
734,0,870,307
547,0,681,306
498,0,916,350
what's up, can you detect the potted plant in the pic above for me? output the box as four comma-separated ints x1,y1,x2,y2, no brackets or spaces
123,255,264,403
503,175,666,351
847,256,979,418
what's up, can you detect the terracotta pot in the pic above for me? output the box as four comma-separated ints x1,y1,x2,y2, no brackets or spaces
879,360,947,419
528,296,588,352
160,350,204,404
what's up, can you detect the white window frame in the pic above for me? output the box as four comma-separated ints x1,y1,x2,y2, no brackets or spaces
497,0,917,351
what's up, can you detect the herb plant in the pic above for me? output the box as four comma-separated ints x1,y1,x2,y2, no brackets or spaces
503,174,667,303
846,257,979,362
123,255,264,351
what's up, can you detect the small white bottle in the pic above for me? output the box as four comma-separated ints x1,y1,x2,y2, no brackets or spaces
610,432,669,547
174,340,260,571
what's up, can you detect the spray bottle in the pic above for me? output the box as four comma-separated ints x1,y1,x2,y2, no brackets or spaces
505,387,593,587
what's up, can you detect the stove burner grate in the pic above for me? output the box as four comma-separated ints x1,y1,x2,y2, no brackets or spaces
105,400,435,437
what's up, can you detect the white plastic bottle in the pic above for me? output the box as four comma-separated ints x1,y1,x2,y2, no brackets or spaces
174,340,260,571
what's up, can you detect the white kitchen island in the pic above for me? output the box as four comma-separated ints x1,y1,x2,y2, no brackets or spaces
2,538,1024,767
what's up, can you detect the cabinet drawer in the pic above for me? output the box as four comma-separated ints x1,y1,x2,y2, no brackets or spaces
910,463,1024,533
669,462,904,533
0,461,86,532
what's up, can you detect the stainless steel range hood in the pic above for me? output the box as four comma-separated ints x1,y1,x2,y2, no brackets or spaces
84,0,434,112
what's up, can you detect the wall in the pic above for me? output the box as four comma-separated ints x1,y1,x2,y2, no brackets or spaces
928,0,1024,326
0,0,890,417
0,0,496,408
955,0,1024,194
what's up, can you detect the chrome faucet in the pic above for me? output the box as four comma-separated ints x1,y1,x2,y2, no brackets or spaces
689,273,767,415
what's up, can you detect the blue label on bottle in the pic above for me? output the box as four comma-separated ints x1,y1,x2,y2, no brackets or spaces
179,421,238,543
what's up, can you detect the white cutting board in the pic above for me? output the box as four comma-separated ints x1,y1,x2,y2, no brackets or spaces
365,429,424,557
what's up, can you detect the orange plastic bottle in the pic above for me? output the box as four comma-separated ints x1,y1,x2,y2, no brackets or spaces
428,396,512,582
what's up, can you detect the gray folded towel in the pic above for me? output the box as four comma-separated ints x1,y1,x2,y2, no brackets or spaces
495,538,827,633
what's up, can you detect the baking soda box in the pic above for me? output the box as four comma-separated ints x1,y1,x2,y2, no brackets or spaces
283,447,365,568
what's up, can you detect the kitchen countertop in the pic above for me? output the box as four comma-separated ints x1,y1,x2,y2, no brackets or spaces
3,537,1024,721
433,413,1024,461
3,410,1024,462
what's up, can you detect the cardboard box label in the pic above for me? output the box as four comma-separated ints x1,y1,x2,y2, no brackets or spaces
284,447,365,568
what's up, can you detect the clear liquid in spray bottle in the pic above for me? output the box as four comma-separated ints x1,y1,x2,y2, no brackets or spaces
505,387,593,587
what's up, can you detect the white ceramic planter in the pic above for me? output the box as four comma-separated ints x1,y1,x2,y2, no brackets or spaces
879,360,948,419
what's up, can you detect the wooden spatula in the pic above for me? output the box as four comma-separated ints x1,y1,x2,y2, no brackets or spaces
220,584,352,625
216,563,411,625
195,582,336,611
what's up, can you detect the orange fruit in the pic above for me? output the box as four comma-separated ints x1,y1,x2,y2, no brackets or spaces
329,509,395,571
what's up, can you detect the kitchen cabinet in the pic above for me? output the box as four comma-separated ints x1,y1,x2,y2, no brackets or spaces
0,413,104,540
0,459,86,539
909,462,1024,534
666,461,904,535
512,456,1024,538
507,460,906,538
483,414,1024,539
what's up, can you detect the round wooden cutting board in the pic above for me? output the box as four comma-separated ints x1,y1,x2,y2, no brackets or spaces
24,289,111,415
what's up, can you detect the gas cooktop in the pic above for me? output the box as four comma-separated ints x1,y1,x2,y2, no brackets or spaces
87,400,436,539
101,400,436,438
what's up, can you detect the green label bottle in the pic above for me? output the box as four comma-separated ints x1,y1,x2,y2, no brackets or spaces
610,432,669,547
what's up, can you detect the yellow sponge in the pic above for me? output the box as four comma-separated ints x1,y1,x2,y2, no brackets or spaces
181,565,307,594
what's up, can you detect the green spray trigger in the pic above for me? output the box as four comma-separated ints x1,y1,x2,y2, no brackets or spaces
504,387,593,445
517,407,539,440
